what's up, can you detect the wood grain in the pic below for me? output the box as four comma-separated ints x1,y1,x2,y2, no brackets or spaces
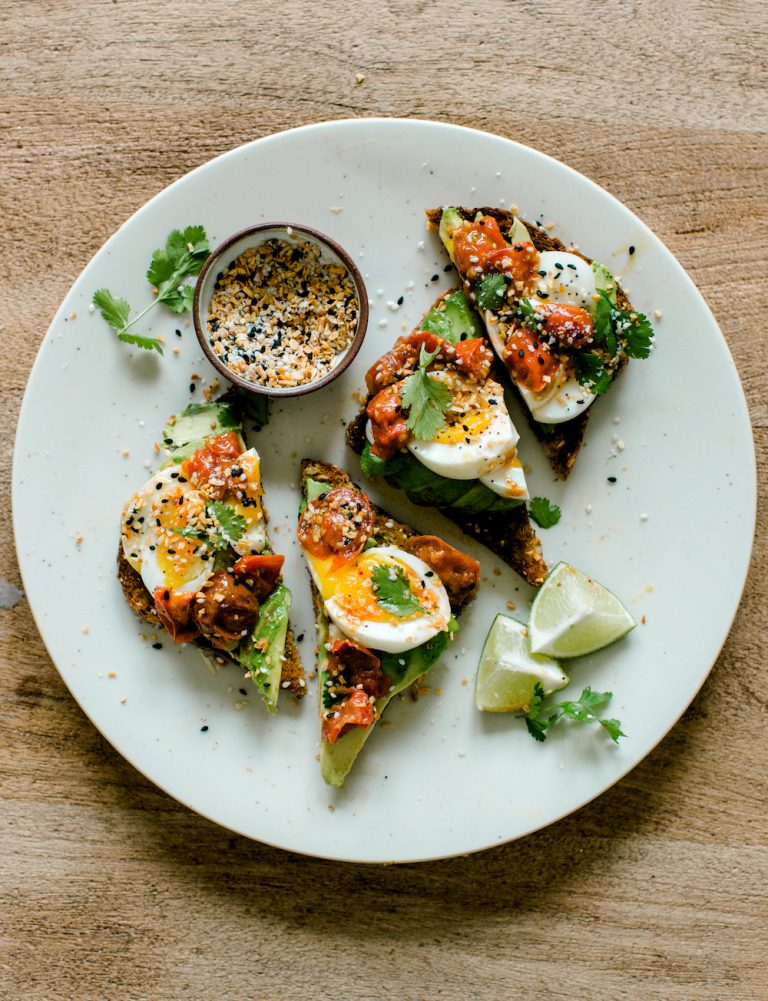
1,1,766,998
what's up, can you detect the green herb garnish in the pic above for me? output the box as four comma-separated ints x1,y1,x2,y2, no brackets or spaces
401,345,452,440
573,351,613,394
371,564,425,618
524,683,625,742
476,273,509,310
528,497,561,528
209,501,247,547
169,501,246,552
93,224,210,353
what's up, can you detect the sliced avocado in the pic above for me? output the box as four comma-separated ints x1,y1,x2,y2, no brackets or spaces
359,444,523,514
235,583,291,713
438,207,464,263
422,289,483,344
320,619,458,787
507,217,533,245
162,402,241,453
592,261,618,305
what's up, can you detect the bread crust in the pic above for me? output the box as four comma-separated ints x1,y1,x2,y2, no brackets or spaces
425,206,631,478
116,544,306,697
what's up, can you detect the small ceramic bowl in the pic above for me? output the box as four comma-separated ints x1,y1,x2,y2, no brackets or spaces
193,222,368,398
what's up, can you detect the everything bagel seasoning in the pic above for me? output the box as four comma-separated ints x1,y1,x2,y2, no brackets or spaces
207,237,358,389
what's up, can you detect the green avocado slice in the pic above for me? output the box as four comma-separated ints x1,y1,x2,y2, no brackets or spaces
319,616,458,788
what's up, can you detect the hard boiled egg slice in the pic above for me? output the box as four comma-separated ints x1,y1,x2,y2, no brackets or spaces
407,374,521,481
321,546,451,655
220,447,268,556
121,467,214,594
479,450,529,501
530,252,597,310
517,371,595,424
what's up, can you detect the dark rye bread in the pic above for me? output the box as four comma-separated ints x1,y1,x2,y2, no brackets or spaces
116,545,306,697
425,206,630,479
301,459,478,613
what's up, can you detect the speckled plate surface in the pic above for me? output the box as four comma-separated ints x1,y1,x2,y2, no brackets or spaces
12,119,756,863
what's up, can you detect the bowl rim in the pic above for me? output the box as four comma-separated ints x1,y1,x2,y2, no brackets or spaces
192,221,369,398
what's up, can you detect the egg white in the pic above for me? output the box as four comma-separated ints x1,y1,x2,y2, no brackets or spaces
406,375,521,481
120,466,214,595
483,252,599,424
478,450,529,501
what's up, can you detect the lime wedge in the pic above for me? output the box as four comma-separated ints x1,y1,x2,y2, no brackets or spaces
528,562,635,658
475,614,568,712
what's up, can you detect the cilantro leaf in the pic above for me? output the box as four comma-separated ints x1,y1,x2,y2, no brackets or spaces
621,310,654,359
93,288,131,332
522,684,625,743
93,224,208,354
476,273,508,311
371,564,425,617
591,291,617,355
209,501,247,546
118,331,164,354
517,297,540,329
148,226,210,312
401,345,452,440
528,497,561,529
228,387,270,430
573,351,612,394
168,524,209,543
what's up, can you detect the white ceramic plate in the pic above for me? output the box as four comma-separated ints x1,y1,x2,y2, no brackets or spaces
13,119,755,863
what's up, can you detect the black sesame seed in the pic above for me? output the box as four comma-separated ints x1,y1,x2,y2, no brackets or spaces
189,383,196,393
397,296,404,306
629,245,636,256
443,263,452,272
175,328,182,338
239,688,247,696
518,349,525,358
607,476,617,483
567,263,577,270
201,725,209,732
431,274,439,282
297,633,305,642
152,642,163,650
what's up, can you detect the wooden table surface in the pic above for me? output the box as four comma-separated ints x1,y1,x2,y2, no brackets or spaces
2,2,766,998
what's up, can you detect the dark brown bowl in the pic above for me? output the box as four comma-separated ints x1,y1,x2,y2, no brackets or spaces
193,222,369,397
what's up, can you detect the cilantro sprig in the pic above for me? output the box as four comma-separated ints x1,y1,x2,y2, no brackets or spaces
523,684,625,743
401,345,452,440
169,501,246,552
93,225,210,354
528,497,561,529
371,564,425,618
575,290,654,392
476,273,508,311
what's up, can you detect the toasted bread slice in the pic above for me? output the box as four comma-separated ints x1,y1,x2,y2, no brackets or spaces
345,288,548,588
299,459,478,786
116,546,305,696
118,399,305,705
426,206,634,478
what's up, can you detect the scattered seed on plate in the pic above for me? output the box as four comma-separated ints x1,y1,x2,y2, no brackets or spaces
207,238,358,390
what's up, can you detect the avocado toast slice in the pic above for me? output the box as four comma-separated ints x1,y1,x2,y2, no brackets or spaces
426,206,654,478
298,459,479,787
346,288,548,587
118,398,305,710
